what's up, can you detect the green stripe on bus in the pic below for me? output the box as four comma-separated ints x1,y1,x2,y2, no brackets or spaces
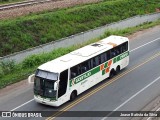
102,69,105,75
117,51,129,61
113,58,117,63
70,66,100,87
104,62,108,68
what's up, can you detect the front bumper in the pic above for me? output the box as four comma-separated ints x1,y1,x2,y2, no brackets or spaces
34,95,60,107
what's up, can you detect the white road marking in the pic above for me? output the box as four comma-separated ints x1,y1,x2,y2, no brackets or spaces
101,76,160,120
10,37,160,111
10,99,34,111
130,37,160,52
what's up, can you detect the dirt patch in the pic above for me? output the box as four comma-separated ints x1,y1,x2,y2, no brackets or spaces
0,0,101,20
0,79,29,98
127,25,160,40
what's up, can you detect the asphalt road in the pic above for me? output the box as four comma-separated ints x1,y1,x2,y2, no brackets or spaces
0,26,160,120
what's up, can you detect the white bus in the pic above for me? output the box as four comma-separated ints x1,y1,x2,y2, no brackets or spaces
29,35,129,107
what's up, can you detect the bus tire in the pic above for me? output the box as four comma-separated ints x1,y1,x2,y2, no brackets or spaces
116,66,120,74
109,69,115,79
70,91,77,101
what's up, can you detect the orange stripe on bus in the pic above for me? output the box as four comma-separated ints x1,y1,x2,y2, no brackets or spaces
100,64,104,70
105,67,110,73
107,42,117,47
108,60,112,66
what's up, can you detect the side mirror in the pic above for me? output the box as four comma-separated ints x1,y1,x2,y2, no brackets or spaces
28,74,35,83
54,81,58,90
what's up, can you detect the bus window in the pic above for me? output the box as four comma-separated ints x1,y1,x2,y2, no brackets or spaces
81,60,90,73
121,42,128,52
91,56,99,68
115,46,121,55
92,58,96,68
111,48,116,58
94,56,100,66
90,59,94,68
106,51,110,60
125,42,128,51
70,65,80,79
100,53,107,63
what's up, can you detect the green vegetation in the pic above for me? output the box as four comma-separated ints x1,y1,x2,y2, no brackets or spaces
0,19,160,89
0,0,159,56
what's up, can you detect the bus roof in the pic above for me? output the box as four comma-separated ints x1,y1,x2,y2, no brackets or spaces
38,35,129,73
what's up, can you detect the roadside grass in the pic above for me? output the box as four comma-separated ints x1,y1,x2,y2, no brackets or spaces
0,19,160,89
0,0,160,56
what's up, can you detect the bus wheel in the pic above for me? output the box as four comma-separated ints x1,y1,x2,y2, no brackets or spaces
70,91,77,101
109,69,115,79
116,66,120,74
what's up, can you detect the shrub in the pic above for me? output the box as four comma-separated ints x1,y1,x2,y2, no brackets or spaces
0,60,16,75
22,55,43,68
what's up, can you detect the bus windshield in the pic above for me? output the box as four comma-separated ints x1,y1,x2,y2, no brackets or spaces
34,70,59,99
34,77,57,98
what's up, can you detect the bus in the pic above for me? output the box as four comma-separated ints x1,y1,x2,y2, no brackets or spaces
28,35,129,107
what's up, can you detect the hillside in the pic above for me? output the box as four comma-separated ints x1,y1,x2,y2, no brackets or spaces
0,0,159,56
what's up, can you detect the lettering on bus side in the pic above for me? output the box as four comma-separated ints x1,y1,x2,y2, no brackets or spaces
70,72,91,87
75,72,91,84
70,66,100,87
120,52,129,59
116,51,129,62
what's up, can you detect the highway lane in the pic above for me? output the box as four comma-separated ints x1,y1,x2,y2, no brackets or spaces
0,26,160,120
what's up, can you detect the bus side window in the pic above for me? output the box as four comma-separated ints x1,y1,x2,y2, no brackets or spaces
115,46,121,55
106,51,110,60
100,53,107,63
71,72,76,79
122,44,125,52
92,57,96,68
111,48,116,58
88,59,91,70
95,56,100,66
90,59,94,68
91,56,99,68
125,42,128,51
70,65,79,79
120,44,124,53
81,60,90,73
121,42,128,52
118,45,122,54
